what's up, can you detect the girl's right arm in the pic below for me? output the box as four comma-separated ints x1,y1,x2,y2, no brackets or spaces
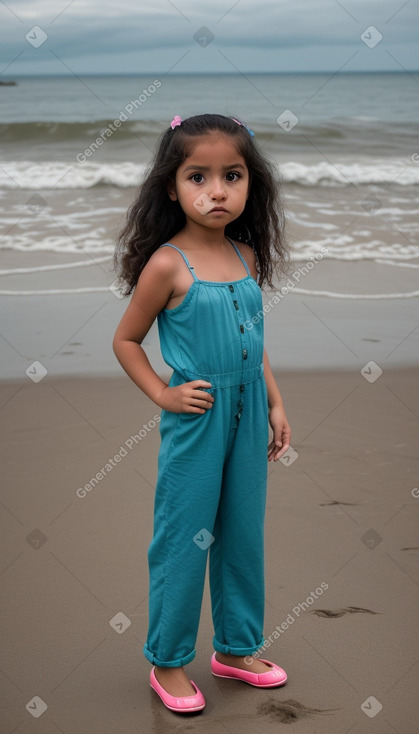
112,250,214,414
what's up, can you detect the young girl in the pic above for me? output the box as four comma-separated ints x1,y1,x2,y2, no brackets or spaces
113,113,291,714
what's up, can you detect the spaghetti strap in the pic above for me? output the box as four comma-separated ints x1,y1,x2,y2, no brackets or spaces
226,237,251,277
159,243,198,281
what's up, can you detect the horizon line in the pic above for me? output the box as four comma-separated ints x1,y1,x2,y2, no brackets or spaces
1,69,418,79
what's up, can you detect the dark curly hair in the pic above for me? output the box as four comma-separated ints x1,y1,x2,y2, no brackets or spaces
114,113,289,294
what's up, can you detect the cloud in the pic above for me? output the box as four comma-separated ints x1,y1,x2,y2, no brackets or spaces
0,0,417,74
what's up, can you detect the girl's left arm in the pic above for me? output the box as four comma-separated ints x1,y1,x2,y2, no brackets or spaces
263,348,291,461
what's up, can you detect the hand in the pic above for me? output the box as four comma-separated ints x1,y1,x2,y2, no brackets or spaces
158,380,214,414
268,404,291,462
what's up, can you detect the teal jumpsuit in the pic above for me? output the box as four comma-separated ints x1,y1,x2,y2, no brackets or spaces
143,237,269,668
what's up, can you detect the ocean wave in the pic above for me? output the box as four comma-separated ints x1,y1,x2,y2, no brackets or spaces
292,287,419,299
0,120,162,143
0,256,111,275
0,231,417,263
0,162,147,189
280,161,419,186
0,118,416,147
291,238,419,262
1,159,418,190
0,233,115,254
0,287,110,295
1,285,418,299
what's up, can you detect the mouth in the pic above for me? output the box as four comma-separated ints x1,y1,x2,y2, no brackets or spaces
209,207,227,213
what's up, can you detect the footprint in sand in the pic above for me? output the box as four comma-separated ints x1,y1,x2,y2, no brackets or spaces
257,698,338,723
319,500,359,506
207,699,339,728
310,606,379,618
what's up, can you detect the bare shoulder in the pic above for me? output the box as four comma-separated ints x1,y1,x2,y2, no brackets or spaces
230,239,258,279
131,246,182,308
145,245,182,276
135,243,193,312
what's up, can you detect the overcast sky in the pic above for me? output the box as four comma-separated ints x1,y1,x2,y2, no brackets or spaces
1,0,418,76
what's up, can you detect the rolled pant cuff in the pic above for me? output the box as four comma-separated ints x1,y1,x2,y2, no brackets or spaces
143,644,196,668
212,635,265,657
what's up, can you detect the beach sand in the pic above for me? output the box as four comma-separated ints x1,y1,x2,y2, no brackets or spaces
1,364,418,733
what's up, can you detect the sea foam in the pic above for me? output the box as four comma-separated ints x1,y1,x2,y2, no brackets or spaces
1,159,419,189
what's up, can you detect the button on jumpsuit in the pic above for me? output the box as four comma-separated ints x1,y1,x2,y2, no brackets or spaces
143,238,269,668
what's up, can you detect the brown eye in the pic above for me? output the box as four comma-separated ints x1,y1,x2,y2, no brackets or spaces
226,172,240,182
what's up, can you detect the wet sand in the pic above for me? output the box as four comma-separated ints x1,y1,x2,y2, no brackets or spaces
1,367,418,733
1,250,419,382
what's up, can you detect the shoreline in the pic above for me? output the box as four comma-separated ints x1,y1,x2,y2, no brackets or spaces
2,255,418,382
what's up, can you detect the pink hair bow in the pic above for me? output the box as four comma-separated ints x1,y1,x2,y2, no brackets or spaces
232,117,255,136
170,115,183,129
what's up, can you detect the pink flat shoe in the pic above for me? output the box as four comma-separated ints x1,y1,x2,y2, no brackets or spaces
211,652,287,688
150,667,205,713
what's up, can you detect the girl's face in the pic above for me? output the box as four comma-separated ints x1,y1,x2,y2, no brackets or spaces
167,132,250,230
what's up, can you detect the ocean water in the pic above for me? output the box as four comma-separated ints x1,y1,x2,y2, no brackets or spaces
1,72,418,162
1,73,418,286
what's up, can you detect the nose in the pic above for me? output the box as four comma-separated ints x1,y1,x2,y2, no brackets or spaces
209,177,227,200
